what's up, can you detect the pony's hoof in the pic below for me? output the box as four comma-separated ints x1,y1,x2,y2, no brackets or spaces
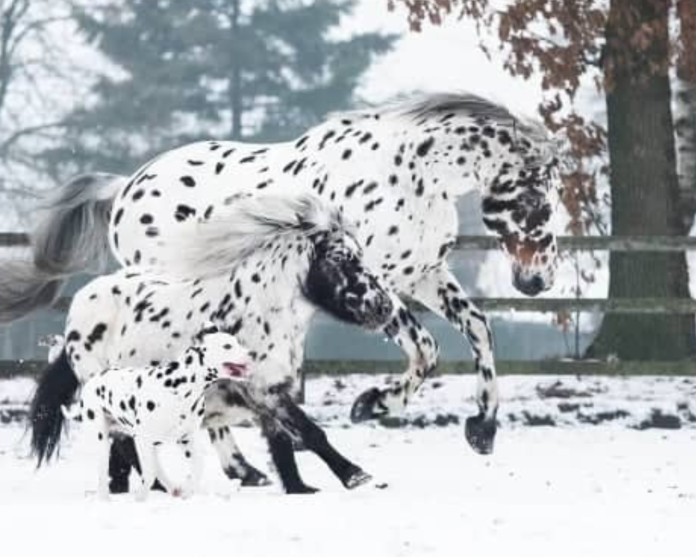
108,478,130,494
343,468,373,490
465,414,497,455
285,483,319,495
240,467,272,487
350,387,387,423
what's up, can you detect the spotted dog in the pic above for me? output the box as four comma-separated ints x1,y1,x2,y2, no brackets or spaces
63,328,250,501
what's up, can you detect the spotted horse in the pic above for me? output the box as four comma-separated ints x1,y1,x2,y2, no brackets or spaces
28,194,430,493
4,92,561,475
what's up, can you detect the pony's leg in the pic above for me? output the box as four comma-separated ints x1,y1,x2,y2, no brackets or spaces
204,384,271,487
261,419,317,494
409,266,498,454
259,391,371,491
133,437,156,502
108,435,137,493
350,294,439,421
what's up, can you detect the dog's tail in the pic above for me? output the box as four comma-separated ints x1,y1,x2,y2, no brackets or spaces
29,349,79,466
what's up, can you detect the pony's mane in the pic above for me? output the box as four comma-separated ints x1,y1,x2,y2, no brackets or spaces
331,92,556,161
171,193,348,279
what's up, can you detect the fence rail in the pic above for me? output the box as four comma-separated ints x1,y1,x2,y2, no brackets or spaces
5,233,696,251
3,232,696,377
2,358,695,380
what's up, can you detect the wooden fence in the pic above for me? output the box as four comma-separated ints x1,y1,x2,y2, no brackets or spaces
2,232,696,377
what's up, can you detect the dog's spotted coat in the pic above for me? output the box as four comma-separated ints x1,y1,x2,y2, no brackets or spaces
64,329,251,501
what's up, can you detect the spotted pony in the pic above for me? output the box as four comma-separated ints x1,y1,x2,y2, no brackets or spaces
29,194,423,494
5,92,561,464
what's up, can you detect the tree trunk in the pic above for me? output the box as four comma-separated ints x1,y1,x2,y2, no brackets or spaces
674,0,696,230
587,0,695,360
229,0,242,140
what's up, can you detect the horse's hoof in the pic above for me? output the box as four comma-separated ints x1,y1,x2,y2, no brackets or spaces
240,467,272,487
108,479,130,494
465,414,497,455
285,483,320,494
350,387,386,423
343,468,373,490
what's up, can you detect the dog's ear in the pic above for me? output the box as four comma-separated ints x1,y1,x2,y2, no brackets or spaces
194,321,219,343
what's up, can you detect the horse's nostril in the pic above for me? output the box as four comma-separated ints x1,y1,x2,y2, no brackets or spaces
514,274,545,297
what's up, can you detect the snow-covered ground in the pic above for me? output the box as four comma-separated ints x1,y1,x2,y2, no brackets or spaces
2,374,695,557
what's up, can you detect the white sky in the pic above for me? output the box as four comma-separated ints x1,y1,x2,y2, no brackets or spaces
348,1,545,118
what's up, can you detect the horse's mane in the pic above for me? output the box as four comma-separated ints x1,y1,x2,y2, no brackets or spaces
171,193,349,279
331,92,556,163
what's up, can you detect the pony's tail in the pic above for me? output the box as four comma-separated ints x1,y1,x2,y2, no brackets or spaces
0,173,125,323
29,349,79,466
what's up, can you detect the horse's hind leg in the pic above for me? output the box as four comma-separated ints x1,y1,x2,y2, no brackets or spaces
409,266,499,454
108,435,137,493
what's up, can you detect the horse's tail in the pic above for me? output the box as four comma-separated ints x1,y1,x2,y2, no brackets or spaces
29,349,80,466
0,173,125,323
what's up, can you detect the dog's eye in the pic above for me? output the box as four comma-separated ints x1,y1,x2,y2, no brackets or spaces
223,344,232,350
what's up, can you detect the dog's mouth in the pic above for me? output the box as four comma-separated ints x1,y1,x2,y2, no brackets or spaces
223,362,248,378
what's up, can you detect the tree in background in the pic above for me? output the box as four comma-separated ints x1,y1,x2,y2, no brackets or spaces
45,0,394,176
390,0,696,360
0,0,82,220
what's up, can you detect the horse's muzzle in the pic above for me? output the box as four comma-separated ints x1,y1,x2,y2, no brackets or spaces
513,272,548,297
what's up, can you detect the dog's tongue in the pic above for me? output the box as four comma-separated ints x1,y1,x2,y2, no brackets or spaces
224,363,247,377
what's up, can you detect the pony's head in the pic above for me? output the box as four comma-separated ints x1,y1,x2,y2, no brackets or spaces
304,221,394,330
482,156,560,296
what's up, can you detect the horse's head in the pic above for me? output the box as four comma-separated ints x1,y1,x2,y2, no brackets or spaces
482,158,560,296
304,224,394,329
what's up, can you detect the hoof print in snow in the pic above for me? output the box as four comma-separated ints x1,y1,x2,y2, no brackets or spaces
578,409,631,425
536,380,596,399
635,410,682,430
521,411,556,427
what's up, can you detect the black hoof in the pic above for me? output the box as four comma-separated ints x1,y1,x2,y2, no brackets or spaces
343,467,373,490
240,467,272,487
109,478,130,494
465,414,497,455
350,387,387,423
285,483,320,494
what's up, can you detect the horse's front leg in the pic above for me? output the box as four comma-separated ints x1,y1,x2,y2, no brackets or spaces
204,383,271,487
246,382,371,493
409,266,498,454
350,294,440,422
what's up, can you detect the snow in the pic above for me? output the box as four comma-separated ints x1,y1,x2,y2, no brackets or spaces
1,374,695,556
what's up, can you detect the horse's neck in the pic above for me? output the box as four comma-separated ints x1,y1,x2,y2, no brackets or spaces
308,113,514,200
